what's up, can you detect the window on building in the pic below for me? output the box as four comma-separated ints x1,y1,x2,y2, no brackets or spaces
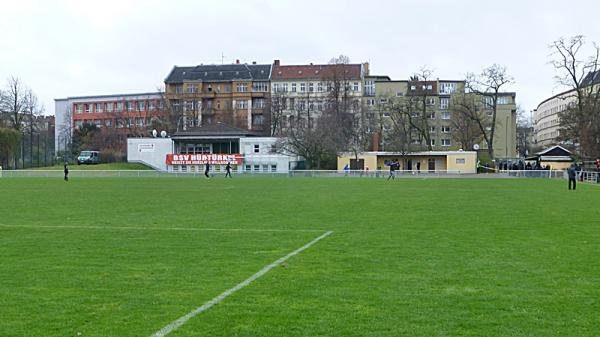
300,83,306,92
254,144,260,153
282,83,288,92
441,126,451,133
148,101,156,111
136,117,144,127
439,82,457,94
441,111,451,120
105,102,113,112
366,99,375,106
253,98,266,109
429,126,436,133
410,85,416,91
456,158,466,164
271,164,277,172
116,102,124,112
426,97,435,106
430,139,436,146
497,96,509,105
307,82,313,92
291,83,297,92
252,82,268,92
245,164,251,172
428,112,435,119
317,82,323,92
253,164,260,171
353,82,359,91
175,84,183,94
187,85,197,93
85,104,90,113
237,100,248,109
298,100,306,110
484,96,494,109
440,98,449,109
365,80,375,96
127,102,133,111
76,104,83,114
236,83,248,92
137,101,145,111
95,103,102,113
252,114,264,126
104,119,112,127
441,139,451,146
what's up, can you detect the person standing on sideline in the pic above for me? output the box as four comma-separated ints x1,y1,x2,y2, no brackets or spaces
225,162,232,178
567,164,577,190
204,163,210,178
63,162,69,182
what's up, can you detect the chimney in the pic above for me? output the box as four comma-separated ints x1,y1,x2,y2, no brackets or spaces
236,59,240,64
274,59,280,66
362,62,370,76
310,62,313,65
252,61,257,65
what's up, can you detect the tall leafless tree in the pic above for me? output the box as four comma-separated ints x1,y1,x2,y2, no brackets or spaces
550,35,600,157
449,92,485,152
0,76,28,131
465,64,514,159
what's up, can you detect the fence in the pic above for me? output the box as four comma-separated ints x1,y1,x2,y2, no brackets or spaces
0,169,598,183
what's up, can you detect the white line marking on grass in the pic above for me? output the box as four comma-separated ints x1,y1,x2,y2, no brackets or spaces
149,230,333,337
0,224,324,233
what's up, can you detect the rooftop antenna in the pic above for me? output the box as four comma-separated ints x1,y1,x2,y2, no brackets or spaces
221,52,226,65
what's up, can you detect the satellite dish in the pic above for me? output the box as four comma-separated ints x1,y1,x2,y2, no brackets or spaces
473,144,480,151
160,130,167,138
152,129,158,137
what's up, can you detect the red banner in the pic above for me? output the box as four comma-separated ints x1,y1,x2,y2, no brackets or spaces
166,153,243,165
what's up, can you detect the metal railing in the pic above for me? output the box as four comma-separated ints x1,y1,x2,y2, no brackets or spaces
0,169,598,183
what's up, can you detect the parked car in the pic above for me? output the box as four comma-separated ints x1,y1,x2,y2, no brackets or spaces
77,151,100,165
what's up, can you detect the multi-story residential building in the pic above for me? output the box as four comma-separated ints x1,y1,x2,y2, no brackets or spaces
269,60,369,133
163,61,271,134
534,70,600,148
54,92,163,153
533,91,575,147
371,79,517,158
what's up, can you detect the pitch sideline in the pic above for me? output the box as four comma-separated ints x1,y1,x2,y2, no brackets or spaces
149,230,333,337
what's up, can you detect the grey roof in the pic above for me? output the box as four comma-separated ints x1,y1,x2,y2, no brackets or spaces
172,123,262,139
165,64,272,83
581,70,600,86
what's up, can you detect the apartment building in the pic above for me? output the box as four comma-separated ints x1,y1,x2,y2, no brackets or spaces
164,61,272,134
270,60,368,132
534,70,600,148
371,79,517,158
54,92,163,152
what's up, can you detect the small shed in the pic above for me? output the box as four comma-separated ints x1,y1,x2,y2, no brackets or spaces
525,145,573,170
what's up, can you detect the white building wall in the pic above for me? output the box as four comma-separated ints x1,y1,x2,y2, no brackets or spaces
127,138,173,171
239,137,297,173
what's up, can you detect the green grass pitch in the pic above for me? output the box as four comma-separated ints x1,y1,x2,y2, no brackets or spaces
0,176,599,336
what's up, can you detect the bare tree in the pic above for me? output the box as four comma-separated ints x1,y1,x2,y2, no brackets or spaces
515,106,534,157
465,64,514,159
550,35,600,157
0,77,28,131
449,92,485,151
269,91,287,136
23,89,44,167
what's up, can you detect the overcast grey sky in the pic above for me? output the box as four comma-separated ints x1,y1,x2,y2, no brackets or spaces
1,0,599,118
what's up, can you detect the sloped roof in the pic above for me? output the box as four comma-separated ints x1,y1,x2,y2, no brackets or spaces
165,64,272,83
581,70,600,87
172,123,262,139
536,145,572,157
271,63,362,81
